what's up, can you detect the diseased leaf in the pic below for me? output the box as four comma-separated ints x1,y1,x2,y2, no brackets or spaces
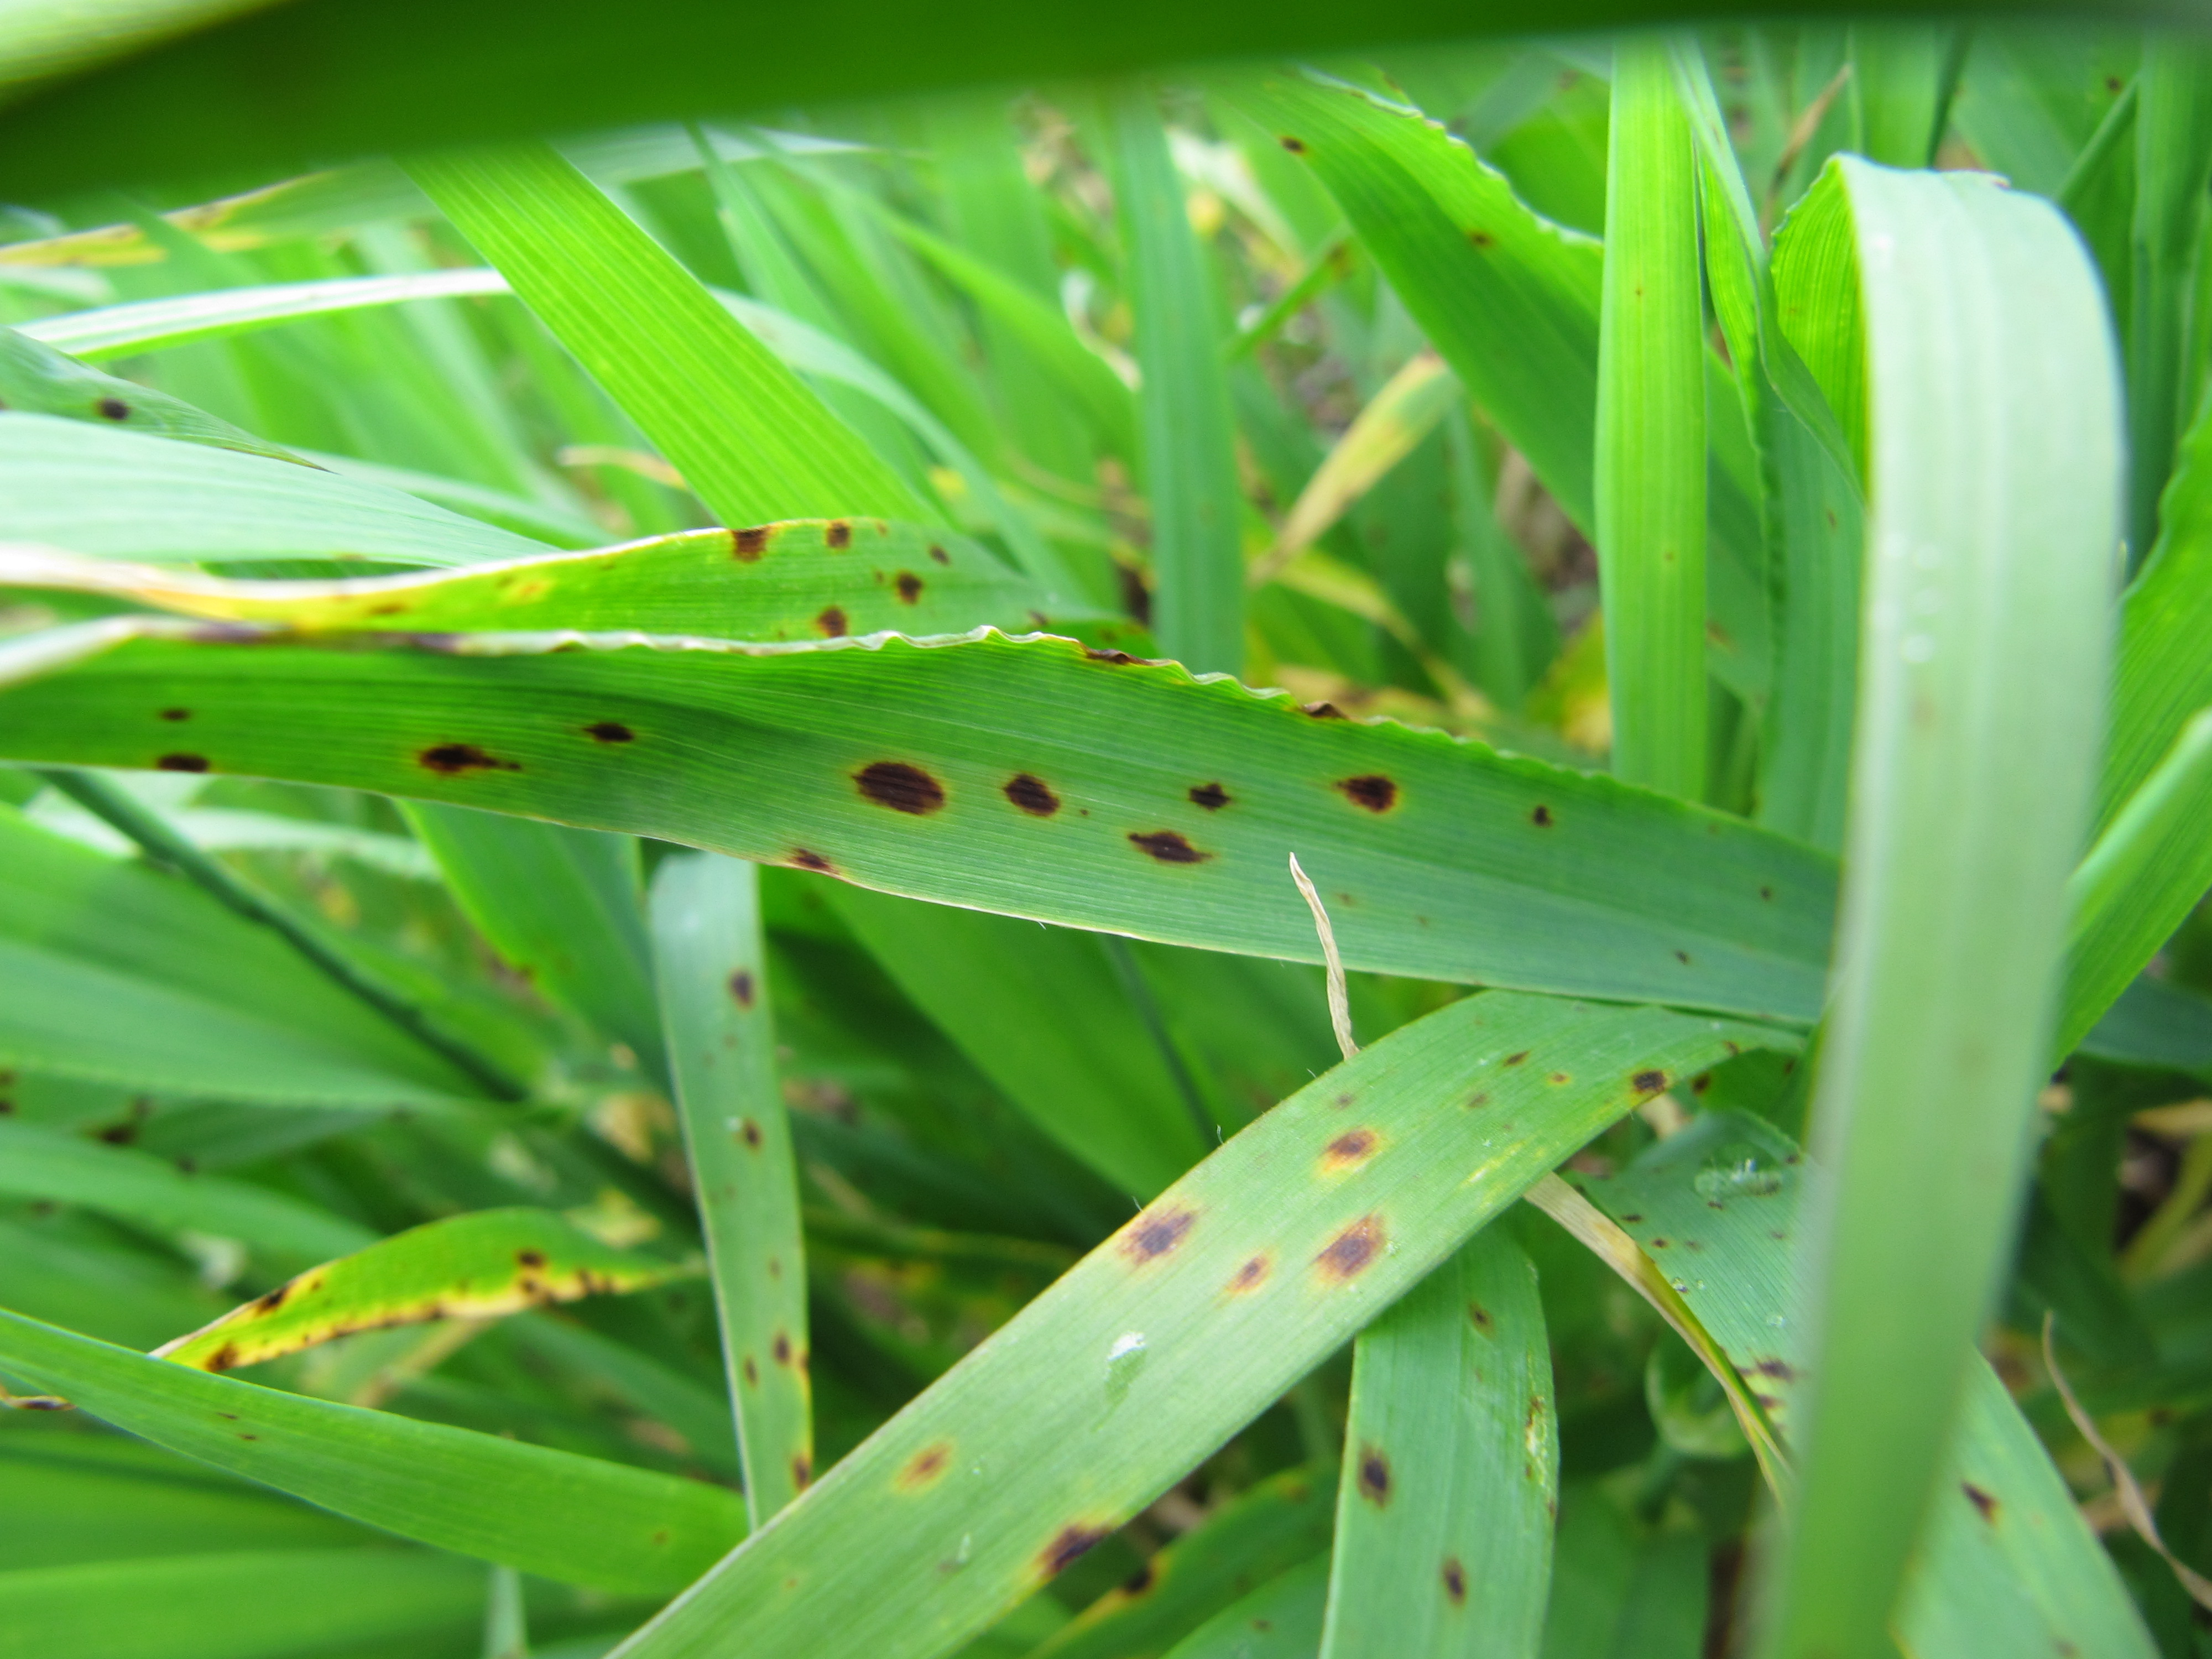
1162,1558,1328,1659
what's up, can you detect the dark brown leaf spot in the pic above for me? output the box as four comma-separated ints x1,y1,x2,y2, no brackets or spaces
1357,1446,1391,1505
732,526,769,560
894,571,924,603
1963,1483,1999,1523
825,520,853,549
159,707,190,722
1317,1215,1384,1280
928,544,950,565
1442,1557,1467,1604
586,721,634,743
816,606,849,637
1301,700,1345,719
1121,1562,1156,1596
420,743,518,775
772,1331,793,1365
1004,773,1060,816
791,1453,813,1490
1121,1206,1197,1262
96,397,130,420
1504,1051,1529,1067
1322,1128,1378,1171
1750,1358,1796,1381
1547,1071,1569,1085
1632,1070,1667,1095
1467,1091,1489,1108
1650,1238,1670,1249
254,1286,288,1313
1188,781,1230,811
1280,135,1307,154
856,760,945,815
1129,830,1209,863
729,971,756,1008
1086,647,1149,666
737,1118,763,1150
516,1249,547,1270
156,753,209,773
1335,774,1397,812
1041,1524,1109,1578
1760,885,1774,901
207,1344,238,1373
1676,950,1692,965
742,1356,759,1385
1228,1254,1270,1294
1468,1302,1493,1332
1530,805,1556,831
789,849,835,873
1469,229,1495,250
898,1440,953,1490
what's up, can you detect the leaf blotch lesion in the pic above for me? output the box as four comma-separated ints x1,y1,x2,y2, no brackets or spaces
856,761,946,815
1041,1524,1110,1578
1188,781,1231,811
894,571,924,603
737,1118,763,1150
1129,831,1210,864
1321,1128,1379,1172
1531,804,1553,827
896,1440,953,1491
1227,1254,1271,1295
788,848,836,874
419,743,520,775
156,753,210,773
1120,1206,1197,1264
1442,1558,1467,1605
817,606,849,637
1335,774,1397,812
1005,774,1060,816
791,1453,813,1491
1632,1068,1667,1095
825,520,853,550
1963,1482,1999,1522
732,526,770,560
1357,1446,1391,1505
1317,1215,1384,1281
730,971,756,1008
585,721,635,743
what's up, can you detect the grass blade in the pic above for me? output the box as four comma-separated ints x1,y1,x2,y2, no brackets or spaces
1319,1229,1553,1659
2128,38,2212,562
152,1207,692,1371
650,852,812,1523
605,993,1776,1659
406,142,922,528
0,324,305,466
1597,37,1707,797
0,1307,745,1591
1754,160,2120,1659
0,622,1839,1020
1164,1558,1328,1658
1847,24,1965,168
1108,82,1245,676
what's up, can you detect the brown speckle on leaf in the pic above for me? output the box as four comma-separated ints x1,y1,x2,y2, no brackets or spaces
825,520,853,549
898,1441,953,1491
420,742,519,775
1531,804,1553,827
1750,1358,1796,1381
207,1344,238,1373
1760,885,1773,901
730,971,756,1008
586,721,634,743
1357,1446,1391,1505
1632,1069,1667,1094
159,707,190,722
1317,1215,1384,1280
791,1453,813,1490
1467,1091,1489,1108
1121,1206,1197,1263
1121,1562,1156,1596
928,544,950,565
1322,1128,1379,1171
1280,135,1307,153
1188,781,1230,811
894,571,924,603
738,1118,763,1150
1335,774,1397,812
1129,830,1209,864
1675,950,1692,966
157,753,209,773
254,1286,288,1313
1963,1482,1999,1523
772,1331,793,1365
1504,1051,1529,1067
856,760,946,815
517,1249,547,1270
789,848,836,873
817,606,849,637
1041,1525,1109,1578
1086,647,1151,666
743,1356,759,1386
1470,229,1495,250
733,526,769,560
1442,1558,1467,1604
1468,1302,1493,1332
1228,1254,1270,1294
1301,700,1344,719
1005,773,1060,816
97,396,131,420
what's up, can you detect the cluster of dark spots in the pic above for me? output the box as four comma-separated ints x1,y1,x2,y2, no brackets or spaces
1531,804,1553,827
732,526,770,560
1121,1206,1197,1262
1322,1128,1378,1171
894,571,924,603
927,545,950,565
816,606,849,637
1317,1215,1384,1280
96,397,130,420
1129,830,1209,864
159,707,190,722
791,1453,813,1490
585,721,635,743
737,1118,764,1150
856,760,946,815
420,743,519,775
1041,1524,1109,1577
825,520,853,550
1962,1482,1999,1523
789,848,836,873
729,970,756,1007
771,1331,794,1365
1188,781,1230,811
1442,1558,1468,1605
1280,135,1307,153
1004,773,1060,816
898,1441,953,1490
1504,1051,1530,1067
1301,701,1344,719
156,753,209,773
1632,1070,1668,1095
1121,1562,1156,1597
1357,1446,1391,1505
1228,1254,1270,1293
1335,774,1397,812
